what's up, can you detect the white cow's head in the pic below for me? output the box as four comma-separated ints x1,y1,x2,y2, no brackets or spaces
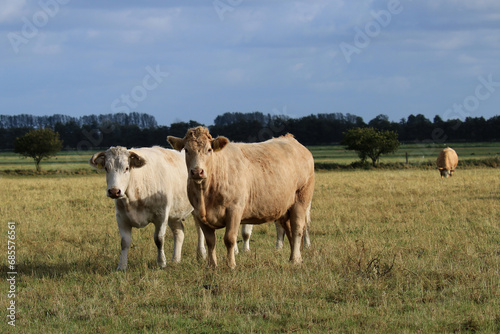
89,146,146,198
167,126,228,185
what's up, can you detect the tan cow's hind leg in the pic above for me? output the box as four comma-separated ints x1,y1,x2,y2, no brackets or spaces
277,215,310,251
275,221,286,250
303,202,312,249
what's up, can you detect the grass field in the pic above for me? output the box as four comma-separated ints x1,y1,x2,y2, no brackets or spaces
310,142,500,165
1,142,499,173
0,167,499,332
0,150,96,173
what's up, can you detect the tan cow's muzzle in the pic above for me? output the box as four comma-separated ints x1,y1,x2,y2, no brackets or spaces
190,168,206,184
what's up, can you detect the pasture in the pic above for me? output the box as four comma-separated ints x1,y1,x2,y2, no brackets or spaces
1,142,499,173
0,167,499,332
310,142,500,165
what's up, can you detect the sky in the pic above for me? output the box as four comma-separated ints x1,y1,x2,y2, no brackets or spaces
1,0,500,126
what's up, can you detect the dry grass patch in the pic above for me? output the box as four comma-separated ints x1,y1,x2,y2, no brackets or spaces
0,169,498,333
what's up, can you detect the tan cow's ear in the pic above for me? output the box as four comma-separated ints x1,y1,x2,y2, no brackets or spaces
89,151,106,169
212,136,229,152
167,136,185,152
129,152,146,168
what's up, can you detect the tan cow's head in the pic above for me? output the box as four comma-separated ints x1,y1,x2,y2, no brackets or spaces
168,127,228,185
89,146,146,198
438,168,452,178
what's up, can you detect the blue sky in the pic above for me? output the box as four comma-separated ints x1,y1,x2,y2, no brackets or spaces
1,0,500,126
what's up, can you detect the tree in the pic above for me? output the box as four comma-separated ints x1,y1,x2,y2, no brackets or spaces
14,128,63,171
341,127,400,166
368,114,391,130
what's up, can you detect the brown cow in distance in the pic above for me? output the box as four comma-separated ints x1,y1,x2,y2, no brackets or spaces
168,127,315,269
436,147,459,178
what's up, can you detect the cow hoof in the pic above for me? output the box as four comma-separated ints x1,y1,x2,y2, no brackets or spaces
207,262,218,269
197,251,207,262
290,257,303,265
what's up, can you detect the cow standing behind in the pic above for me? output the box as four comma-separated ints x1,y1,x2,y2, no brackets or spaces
89,146,206,271
168,127,314,269
436,147,459,178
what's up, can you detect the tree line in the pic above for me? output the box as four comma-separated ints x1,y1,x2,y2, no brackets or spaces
0,111,499,150
0,112,157,130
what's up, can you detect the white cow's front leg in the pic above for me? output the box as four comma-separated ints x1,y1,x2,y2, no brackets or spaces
153,221,168,268
241,224,253,252
167,218,185,263
117,220,132,271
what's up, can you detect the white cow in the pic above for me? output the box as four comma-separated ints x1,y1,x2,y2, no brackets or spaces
89,146,206,271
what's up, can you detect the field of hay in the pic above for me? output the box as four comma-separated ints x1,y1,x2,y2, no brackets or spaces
0,165,498,332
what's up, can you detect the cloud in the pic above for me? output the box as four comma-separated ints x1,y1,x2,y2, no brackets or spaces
33,34,63,55
1,0,499,126
0,0,27,23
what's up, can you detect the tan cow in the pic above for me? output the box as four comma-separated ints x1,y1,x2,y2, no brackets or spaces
89,146,206,270
436,147,458,178
168,127,314,268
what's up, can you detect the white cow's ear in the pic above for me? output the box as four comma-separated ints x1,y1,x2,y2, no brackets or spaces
167,136,185,152
129,152,146,168
212,136,229,152
89,152,106,169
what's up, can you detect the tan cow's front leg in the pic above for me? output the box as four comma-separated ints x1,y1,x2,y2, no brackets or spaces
193,218,207,262
224,212,242,269
198,219,217,268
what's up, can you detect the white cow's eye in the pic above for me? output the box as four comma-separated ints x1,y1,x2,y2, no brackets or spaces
125,167,129,172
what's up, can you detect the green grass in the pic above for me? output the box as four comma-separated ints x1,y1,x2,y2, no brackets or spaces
0,169,499,333
2,142,500,173
0,150,96,173
309,142,500,165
